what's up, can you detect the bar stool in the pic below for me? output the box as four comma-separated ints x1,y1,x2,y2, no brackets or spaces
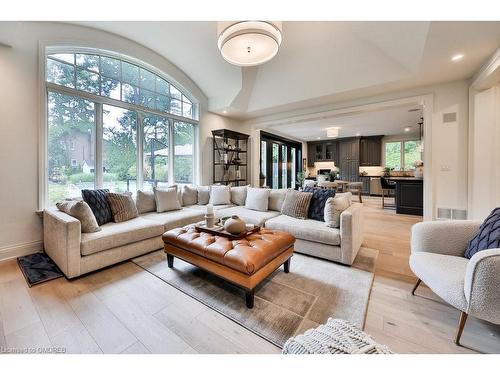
380,177,396,209
347,182,363,203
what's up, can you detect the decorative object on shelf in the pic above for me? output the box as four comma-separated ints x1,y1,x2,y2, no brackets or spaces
205,204,215,228
217,21,283,67
212,129,249,186
414,160,424,179
223,215,246,235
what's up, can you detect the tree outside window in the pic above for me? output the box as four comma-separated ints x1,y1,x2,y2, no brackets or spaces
385,140,422,171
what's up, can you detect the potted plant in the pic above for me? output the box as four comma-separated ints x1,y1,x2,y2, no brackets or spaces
327,167,340,182
384,167,393,177
296,171,306,190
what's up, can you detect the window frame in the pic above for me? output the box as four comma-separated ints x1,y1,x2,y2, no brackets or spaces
384,139,422,171
41,47,199,208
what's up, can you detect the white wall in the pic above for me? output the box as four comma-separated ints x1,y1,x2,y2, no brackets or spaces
0,21,248,259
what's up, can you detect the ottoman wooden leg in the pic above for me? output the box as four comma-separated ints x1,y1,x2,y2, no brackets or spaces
167,254,174,268
245,290,254,309
284,258,291,273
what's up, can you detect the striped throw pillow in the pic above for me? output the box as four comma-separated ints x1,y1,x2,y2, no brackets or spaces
281,190,313,219
106,192,139,223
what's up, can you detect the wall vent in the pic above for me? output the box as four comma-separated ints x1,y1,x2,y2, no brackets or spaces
437,208,452,220
443,112,457,123
451,209,467,220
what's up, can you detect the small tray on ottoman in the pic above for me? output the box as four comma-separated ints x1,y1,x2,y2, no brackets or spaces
194,223,261,240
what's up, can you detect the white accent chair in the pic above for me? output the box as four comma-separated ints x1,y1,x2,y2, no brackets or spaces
410,220,500,345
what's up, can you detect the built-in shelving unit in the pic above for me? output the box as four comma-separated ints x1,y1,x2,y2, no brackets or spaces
212,129,249,186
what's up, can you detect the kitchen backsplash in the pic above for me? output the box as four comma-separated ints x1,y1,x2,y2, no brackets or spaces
358,166,384,176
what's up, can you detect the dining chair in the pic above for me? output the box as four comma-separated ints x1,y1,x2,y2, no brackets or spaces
380,177,396,209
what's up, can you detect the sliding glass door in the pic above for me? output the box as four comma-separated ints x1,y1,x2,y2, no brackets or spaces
260,131,302,189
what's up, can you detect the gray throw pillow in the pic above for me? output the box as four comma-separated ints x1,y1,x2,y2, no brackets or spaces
56,200,101,233
182,185,198,206
245,187,271,212
197,186,210,205
230,185,249,206
324,195,351,228
106,192,139,223
281,190,313,219
209,185,231,205
154,186,182,212
268,188,291,211
136,190,156,214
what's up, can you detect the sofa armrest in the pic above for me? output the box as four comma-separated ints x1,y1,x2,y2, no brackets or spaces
43,209,82,278
410,220,481,257
340,202,364,265
464,248,500,324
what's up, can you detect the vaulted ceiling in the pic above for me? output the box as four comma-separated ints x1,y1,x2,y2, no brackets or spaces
79,21,500,119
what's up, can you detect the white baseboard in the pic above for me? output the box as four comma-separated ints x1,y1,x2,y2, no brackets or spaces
0,240,43,261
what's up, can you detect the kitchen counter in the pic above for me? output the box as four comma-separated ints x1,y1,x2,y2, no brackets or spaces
388,178,423,216
388,177,423,181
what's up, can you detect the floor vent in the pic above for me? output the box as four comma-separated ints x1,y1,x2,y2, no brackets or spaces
437,208,467,220
437,208,452,220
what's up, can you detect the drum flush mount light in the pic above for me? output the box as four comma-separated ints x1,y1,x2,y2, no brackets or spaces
217,21,283,67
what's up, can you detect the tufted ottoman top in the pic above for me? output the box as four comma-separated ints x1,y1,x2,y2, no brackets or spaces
162,226,295,275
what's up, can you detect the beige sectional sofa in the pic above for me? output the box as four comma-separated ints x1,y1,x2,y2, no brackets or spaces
44,189,364,278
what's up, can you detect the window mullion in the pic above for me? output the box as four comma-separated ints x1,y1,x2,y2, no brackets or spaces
95,102,103,188
137,112,144,191
169,119,175,185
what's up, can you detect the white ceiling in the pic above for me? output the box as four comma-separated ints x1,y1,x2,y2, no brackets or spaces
77,21,500,119
262,104,424,141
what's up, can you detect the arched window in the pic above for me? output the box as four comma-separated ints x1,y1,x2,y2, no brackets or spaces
44,48,198,206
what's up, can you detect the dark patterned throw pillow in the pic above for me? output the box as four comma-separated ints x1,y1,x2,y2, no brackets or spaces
81,189,113,226
304,187,336,221
464,207,500,259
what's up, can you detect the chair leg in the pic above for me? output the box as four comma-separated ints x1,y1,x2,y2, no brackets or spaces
358,188,363,203
454,312,468,345
382,190,385,208
411,278,421,295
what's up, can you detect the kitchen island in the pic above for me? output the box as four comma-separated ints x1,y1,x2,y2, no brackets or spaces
388,177,423,216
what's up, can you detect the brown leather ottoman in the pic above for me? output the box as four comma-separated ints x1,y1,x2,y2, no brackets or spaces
162,226,295,308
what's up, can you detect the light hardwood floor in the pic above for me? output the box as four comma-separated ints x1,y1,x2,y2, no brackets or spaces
0,197,499,354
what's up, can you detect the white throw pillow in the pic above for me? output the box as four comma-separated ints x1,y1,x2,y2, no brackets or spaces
197,186,210,205
182,185,198,206
154,186,182,212
324,195,351,228
136,190,156,214
268,188,291,212
245,187,271,212
209,185,231,205
230,185,249,206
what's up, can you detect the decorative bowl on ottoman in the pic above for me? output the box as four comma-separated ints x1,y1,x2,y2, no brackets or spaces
224,215,246,234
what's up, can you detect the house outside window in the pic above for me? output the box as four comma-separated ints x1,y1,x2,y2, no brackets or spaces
44,48,198,206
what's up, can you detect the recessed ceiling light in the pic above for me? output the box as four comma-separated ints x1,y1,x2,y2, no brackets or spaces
317,137,321,140
356,133,361,136
451,53,464,62
404,127,412,132
222,110,227,114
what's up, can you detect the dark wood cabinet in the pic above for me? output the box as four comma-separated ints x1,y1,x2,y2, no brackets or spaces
338,138,360,182
306,141,338,166
359,136,382,166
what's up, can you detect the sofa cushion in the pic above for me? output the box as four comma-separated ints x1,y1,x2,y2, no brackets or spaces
197,186,210,205
230,185,248,206
410,252,468,310
82,189,113,226
154,186,182,212
140,209,205,231
107,192,139,223
182,185,198,206
245,187,271,212
268,188,290,212
217,206,280,226
80,217,164,256
209,185,231,205
324,195,351,228
464,207,500,259
56,200,100,233
265,215,341,246
303,187,336,221
281,190,313,219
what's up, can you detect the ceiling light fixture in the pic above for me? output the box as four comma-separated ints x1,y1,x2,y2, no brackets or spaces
451,53,464,62
326,127,340,138
222,110,227,114
356,133,361,136
217,21,282,67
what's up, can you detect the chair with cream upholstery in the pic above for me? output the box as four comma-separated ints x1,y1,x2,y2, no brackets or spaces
410,220,500,345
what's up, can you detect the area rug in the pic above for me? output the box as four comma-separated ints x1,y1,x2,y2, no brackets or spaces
132,247,377,348
17,252,64,287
